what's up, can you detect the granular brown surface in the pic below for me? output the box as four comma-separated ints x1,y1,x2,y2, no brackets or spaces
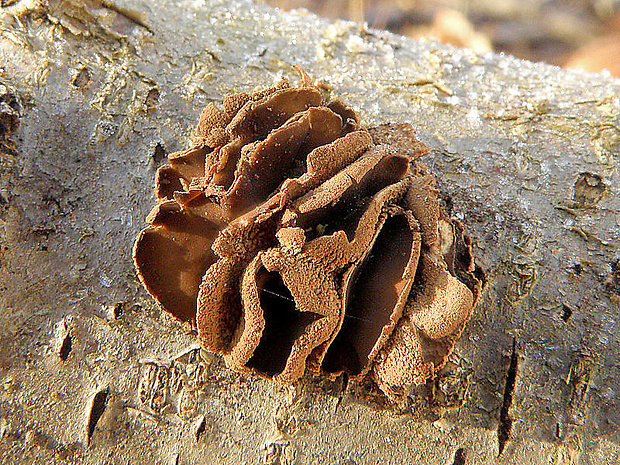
133,66,484,401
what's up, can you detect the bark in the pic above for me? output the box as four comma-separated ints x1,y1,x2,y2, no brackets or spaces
0,0,619,463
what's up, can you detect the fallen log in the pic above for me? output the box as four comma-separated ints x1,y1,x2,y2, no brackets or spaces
0,0,619,463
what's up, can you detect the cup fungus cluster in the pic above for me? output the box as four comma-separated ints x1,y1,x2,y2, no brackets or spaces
133,67,484,401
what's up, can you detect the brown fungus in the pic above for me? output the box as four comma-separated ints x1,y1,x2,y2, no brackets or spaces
133,67,485,401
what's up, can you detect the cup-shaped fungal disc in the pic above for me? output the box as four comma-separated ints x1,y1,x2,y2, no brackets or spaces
133,67,485,401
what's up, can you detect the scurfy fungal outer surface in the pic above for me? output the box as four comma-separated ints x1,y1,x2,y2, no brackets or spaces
133,67,485,401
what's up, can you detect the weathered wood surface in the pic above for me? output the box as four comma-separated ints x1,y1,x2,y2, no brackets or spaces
0,0,619,463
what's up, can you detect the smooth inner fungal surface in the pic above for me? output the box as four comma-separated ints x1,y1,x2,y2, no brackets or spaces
133,200,221,323
133,67,485,402
323,214,417,376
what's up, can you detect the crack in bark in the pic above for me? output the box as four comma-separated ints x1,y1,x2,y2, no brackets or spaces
498,338,518,457
452,447,467,465
59,332,72,361
194,415,207,442
86,388,109,445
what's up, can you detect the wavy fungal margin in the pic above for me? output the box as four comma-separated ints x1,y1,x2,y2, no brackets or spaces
133,66,485,401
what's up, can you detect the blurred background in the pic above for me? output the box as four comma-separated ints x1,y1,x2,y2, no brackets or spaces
258,0,620,76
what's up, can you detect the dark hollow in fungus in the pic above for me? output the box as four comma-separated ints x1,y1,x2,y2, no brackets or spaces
246,268,322,377
133,66,485,401
323,214,418,377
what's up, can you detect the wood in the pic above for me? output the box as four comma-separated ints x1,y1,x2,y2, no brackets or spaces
0,0,619,463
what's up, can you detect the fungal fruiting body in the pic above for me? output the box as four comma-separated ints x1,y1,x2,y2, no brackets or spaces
133,67,484,401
